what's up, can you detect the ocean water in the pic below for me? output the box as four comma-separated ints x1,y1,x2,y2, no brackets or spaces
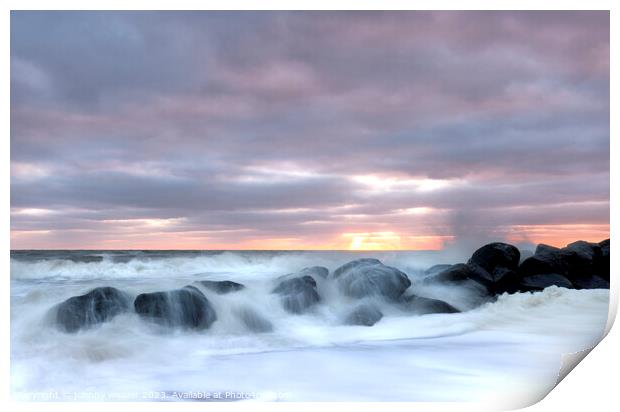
10,250,610,405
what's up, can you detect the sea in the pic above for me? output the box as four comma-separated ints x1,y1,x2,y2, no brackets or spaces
10,250,610,405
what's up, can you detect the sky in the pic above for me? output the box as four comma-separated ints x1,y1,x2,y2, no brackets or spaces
10,11,610,250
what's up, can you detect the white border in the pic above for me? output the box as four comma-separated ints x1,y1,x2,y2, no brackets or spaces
2,2,616,412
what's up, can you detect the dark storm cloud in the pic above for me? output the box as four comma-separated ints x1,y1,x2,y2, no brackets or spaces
10,11,609,248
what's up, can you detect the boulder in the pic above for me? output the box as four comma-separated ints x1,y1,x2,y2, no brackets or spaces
424,263,493,292
491,267,520,294
561,241,602,283
56,286,131,333
196,280,245,294
518,251,567,279
344,303,383,326
272,275,320,314
134,285,217,329
519,274,574,292
597,239,610,281
519,240,608,287
535,243,560,256
519,249,534,263
468,242,520,273
298,266,329,279
236,306,274,333
424,264,452,276
332,258,411,300
570,275,609,290
400,294,460,315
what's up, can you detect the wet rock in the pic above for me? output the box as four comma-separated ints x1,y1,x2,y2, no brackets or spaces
56,286,131,333
570,275,609,290
598,239,610,281
535,243,560,256
491,267,520,294
468,242,520,273
518,251,567,280
344,303,383,326
561,241,602,283
236,306,274,333
400,294,460,315
424,264,452,276
519,274,574,292
196,280,245,294
332,258,411,300
297,266,329,279
134,285,217,329
272,275,320,314
519,240,609,287
424,263,493,292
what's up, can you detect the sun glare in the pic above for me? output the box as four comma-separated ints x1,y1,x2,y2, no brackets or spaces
345,232,403,250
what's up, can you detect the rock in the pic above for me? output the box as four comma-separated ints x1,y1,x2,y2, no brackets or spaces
56,286,131,333
134,285,217,329
424,263,493,292
401,294,460,315
570,275,609,290
519,274,574,292
333,258,382,278
298,266,329,279
236,306,274,333
196,280,245,294
565,240,601,260
344,303,383,326
535,243,560,256
518,251,567,280
468,242,520,273
331,258,411,300
519,249,534,263
597,239,610,281
424,264,452,276
272,275,320,314
561,241,601,283
519,240,610,290
491,267,520,294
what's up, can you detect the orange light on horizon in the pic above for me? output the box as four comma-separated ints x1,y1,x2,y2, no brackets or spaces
506,224,609,248
345,231,402,250
10,224,608,251
342,232,452,251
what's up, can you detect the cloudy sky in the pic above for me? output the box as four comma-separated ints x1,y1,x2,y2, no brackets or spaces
10,11,609,250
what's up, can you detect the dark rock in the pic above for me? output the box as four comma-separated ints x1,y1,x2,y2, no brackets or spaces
570,275,609,290
519,240,610,289
492,267,520,294
401,294,460,315
519,249,534,263
344,303,383,326
56,286,131,333
519,274,574,292
424,263,493,292
565,240,601,260
597,239,610,281
298,266,329,279
424,264,452,276
134,285,217,329
332,258,411,300
272,275,320,314
518,252,567,280
196,280,245,294
468,242,520,273
561,241,601,282
236,306,274,333
535,243,560,256
333,258,382,278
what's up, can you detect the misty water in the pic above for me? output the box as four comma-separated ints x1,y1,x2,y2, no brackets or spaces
10,250,609,404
